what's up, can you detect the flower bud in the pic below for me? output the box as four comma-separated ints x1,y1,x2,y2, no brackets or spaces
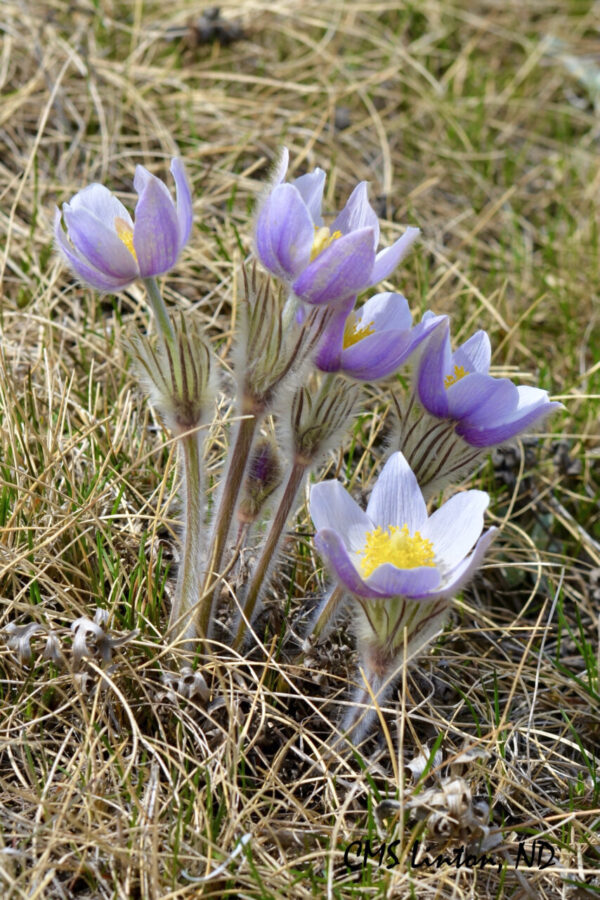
237,437,282,524
290,377,359,464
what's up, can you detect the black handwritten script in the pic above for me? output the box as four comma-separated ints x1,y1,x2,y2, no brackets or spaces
343,838,556,873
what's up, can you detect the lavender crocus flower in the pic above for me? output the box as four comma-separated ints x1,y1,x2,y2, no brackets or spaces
255,148,419,306
315,291,447,379
416,321,562,448
310,452,495,740
311,452,495,603
54,159,192,292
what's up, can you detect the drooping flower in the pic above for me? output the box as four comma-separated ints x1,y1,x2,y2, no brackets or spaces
311,451,495,603
255,148,420,307
416,321,562,448
314,291,447,378
54,158,192,292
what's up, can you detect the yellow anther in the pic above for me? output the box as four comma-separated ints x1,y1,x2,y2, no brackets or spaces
310,225,342,261
444,364,468,389
359,524,436,578
114,217,138,261
342,311,376,349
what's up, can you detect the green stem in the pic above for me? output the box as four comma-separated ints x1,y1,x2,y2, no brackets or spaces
194,412,260,641
143,276,176,350
168,430,203,641
233,457,308,649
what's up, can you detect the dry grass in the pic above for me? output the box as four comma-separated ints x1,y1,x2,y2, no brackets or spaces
1,1,599,897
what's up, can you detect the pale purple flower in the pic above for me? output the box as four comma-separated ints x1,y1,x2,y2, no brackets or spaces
310,452,496,602
416,322,562,448
255,147,420,306
54,158,192,291
314,291,447,378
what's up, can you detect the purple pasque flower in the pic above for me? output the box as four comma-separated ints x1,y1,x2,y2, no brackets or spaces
310,451,496,602
255,147,420,306
416,321,563,448
54,158,192,292
314,291,447,379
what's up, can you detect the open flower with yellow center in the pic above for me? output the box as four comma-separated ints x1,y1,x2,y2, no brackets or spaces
416,320,562,448
54,158,192,292
255,147,419,307
310,451,495,601
314,291,447,379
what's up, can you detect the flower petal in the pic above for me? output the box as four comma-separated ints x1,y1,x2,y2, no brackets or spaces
63,204,140,280
133,167,180,276
292,227,376,305
457,387,562,448
331,182,380,247
340,329,416,380
446,373,512,420
453,330,491,374
293,168,326,225
255,183,314,280
67,182,132,227
314,294,356,372
54,208,132,291
170,158,193,248
357,291,412,334
421,490,489,568
365,562,441,597
411,528,497,600
310,480,372,552
417,318,451,417
369,227,420,284
366,452,427,531
315,528,381,598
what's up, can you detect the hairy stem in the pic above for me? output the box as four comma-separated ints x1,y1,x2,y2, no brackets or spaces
143,276,176,350
307,584,346,641
168,429,204,641
195,412,260,641
233,456,308,649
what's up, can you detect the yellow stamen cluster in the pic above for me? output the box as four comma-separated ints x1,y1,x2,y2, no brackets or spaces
342,311,376,349
359,524,436,578
310,225,342,261
444,364,468,389
114,216,138,261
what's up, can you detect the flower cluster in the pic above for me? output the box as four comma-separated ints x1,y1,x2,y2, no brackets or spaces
50,147,562,747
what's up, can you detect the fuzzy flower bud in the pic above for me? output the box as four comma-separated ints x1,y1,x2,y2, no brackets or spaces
237,437,282,524
290,378,360,464
133,315,213,434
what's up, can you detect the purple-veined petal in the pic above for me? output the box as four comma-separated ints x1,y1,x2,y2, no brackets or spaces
310,480,372,552
331,182,380,247
292,227,376,305
365,562,441,597
315,528,383,598
446,372,511,420
369,226,420,284
314,294,356,372
170,158,193,248
67,183,133,228
132,168,181,276
417,318,451,417
411,528,497,600
55,208,134,291
62,205,140,280
339,329,415,380
457,388,562,448
453,330,491,375
293,168,326,225
255,183,314,280
366,451,427,531
421,490,489,568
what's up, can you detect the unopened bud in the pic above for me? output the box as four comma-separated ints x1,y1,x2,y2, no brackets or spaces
237,437,282,523
291,378,359,464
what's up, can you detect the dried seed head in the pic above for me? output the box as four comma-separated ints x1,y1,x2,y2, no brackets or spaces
2,623,44,665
